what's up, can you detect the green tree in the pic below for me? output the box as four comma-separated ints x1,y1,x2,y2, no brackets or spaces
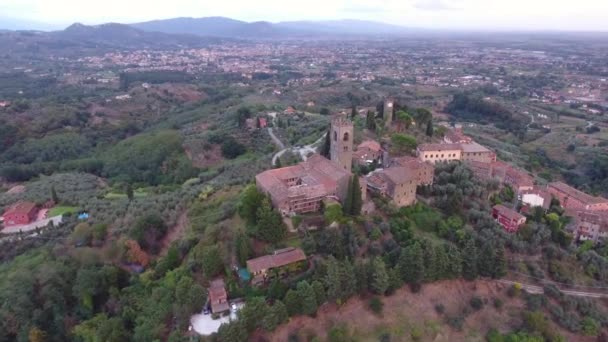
217,321,248,342
262,300,288,331
129,214,168,254
297,281,318,316
73,314,129,342
426,120,434,137
343,177,354,215
351,176,362,216
320,126,331,158
239,297,269,332
366,111,376,131
398,243,424,285
201,245,223,278
396,110,414,131
284,289,301,316
125,184,134,201
493,245,507,278
239,185,265,226
50,185,59,204
371,258,389,295
462,238,478,281
391,133,417,153
255,198,287,243
312,280,327,305
235,230,251,265
236,107,252,127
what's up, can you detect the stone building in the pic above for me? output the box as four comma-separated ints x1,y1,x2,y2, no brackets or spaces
367,167,418,207
255,154,351,216
574,210,608,244
329,116,354,172
353,140,383,166
384,97,395,128
390,156,435,186
460,142,496,163
416,143,463,164
548,182,608,213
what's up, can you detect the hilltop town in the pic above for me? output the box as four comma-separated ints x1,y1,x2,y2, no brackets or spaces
2,21,608,342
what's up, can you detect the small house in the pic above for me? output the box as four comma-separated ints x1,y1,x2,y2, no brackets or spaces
246,248,307,285
492,204,526,232
208,278,229,314
1,202,38,226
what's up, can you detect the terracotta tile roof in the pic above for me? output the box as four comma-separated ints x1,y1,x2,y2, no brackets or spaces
549,182,607,205
246,248,307,274
493,204,526,221
417,143,462,152
209,279,227,302
357,140,382,152
460,142,492,153
3,202,37,216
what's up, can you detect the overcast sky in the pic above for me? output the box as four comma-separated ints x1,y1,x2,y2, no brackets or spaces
1,0,608,31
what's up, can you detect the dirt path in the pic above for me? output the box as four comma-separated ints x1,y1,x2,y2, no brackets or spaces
159,211,189,256
499,279,608,298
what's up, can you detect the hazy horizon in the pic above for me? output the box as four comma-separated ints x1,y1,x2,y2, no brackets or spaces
1,0,608,32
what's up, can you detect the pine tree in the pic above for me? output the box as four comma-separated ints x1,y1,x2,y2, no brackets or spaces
387,267,403,294
426,120,434,137
51,185,59,204
284,289,301,316
478,242,495,278
462,238,479,281
398,243,424,285
354,260,371,294
351,177,362,216
371,258,389,295
343,177,354,215
239,185,265,226
235,231,250,265
297,281,318,316
351,106,357,119
366,111,377,131
312,280,327,305
263,300,288,331
125,184,134,202
422,241,439,282
255,197,287,243
320,126,331,158
444,243,462,278
493,245,507,279
325,257,342,302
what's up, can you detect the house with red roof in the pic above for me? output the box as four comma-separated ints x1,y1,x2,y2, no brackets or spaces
208,278,229,314
1,202,38,227
247,248,307,285
492,204,527,232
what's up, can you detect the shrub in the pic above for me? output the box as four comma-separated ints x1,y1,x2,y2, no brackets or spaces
581,317,600,336
445,315,464,331
493,298,503,310
470,296,483,311
410,326,423,341
368,297,384,315
507,284,521,298
434,304,445,315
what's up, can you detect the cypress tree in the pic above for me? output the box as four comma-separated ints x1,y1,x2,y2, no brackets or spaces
462,238,479,281
51,185,59,203
320,126,331,158
366,111,376,131
297,281,318,316
426,120,434,137
478,242,495,278
351,177,362,216
493,245,507,279
343,177,354,216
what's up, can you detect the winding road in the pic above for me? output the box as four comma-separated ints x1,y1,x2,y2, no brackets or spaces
269,128,326,166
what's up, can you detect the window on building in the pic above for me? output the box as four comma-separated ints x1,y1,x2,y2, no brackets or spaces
334,131,337,141
343,132,349,141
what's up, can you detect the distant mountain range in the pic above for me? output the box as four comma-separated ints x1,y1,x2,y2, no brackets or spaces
130,16,414,38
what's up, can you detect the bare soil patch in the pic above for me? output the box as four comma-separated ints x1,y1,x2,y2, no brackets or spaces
256,279,588,342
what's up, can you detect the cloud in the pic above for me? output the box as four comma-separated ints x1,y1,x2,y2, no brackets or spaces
414,0,462,11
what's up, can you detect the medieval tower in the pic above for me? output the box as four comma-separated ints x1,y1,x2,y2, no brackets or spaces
384,97,395,128
330,116,353,172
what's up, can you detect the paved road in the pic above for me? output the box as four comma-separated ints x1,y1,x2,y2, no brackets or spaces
498,279,608,298
269,129,326,166
267,128,285,150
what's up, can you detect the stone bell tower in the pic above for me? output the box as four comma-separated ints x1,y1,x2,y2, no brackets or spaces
330,115,353,172
384,97,395,128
